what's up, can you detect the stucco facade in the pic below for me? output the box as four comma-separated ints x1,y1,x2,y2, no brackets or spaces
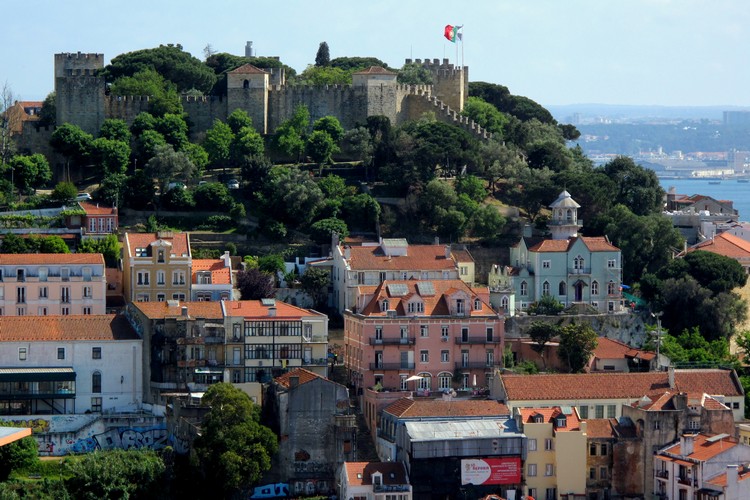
122,231,192,303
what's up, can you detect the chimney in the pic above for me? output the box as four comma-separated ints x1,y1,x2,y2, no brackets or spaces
332,232,340,248
289,376,299,388
523,224,532,238
681,434,695,457
222,251,231,269
181,306,188,317
445,245,451,259
668,366,675,389
726,464,739,500
434,236,440,245
344,246,351,260
268,306,277,317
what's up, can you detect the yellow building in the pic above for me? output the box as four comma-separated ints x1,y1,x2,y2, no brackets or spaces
516,406,587,500
122,231,192,303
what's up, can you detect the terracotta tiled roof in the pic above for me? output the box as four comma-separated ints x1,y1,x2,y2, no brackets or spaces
688,232,750,259
344,244,462,271
358,279,495,317
451,248,474,262
125,232,190,258
223,300,323,318
132,301,223,320
343,462,408,486
228,63,268,75
78,200,117,215
528,236,619,253
594,338,656,362
0,253,104,265
518,406,582,431
384,398,509,418
0,315,138,341
660,433,737,462
500,370,743,401
274,368,322,389
585,418,617,438
352,66,396,75
705,469,750,487
192,259,231,285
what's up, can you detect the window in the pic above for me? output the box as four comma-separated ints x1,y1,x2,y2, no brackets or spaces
542,281,550,295
420,350,429,363
579,405,588,419
546,488,556,500
607,404,616,418
460,266,468,276
157,249,165,263
135,247,147,257
92,371,102,393
420,325,428,337
38,307,47,315
83,286,92,298
157,271,165,285
456,299,465,314
486,327,494,341
574,255,584,270
16,287,25,304
520,281,528,296
733,402,740,409
61,307,70,316
137,294,150,302
608,259,616,268
542,260,551,269
82,267,92,281
653,421,660,430
688,419,700,430
528,438,537,451
545,438,554,451
91,397,102,413
16,269,24,282
590,443,597,456
438,373,451,390
61,287,70,303
18,348,27,361
608,281,617,295
357,272,365,285
441,350,449,362
400,375,408,390
379,271,386,282
599,467,607,479
375,326,383,340
39,286,48,299
527,463,537,477
137,271,150,286
545,464,554,476
16,307,24,316
172,271,186,285
441,325,449,338
57,348,65,360
89,218,97,233
157,294,166,302
381,300,389,312
589,468,596,480
600,443,608,455
400,326,408,339
38,268,48,282
172,293,185,301
474,298,481,310
558,281,567,296
591,281,599,295
595,405,604,418
83,307,92,315
528,489,536,499
92,347,101,359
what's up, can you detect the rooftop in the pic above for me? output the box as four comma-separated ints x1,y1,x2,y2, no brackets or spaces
0,253,104,265
132,301,223,320
528,236,619,253
343,462,408,487
78,200,117,216
273,368,323,389
192,259,231,285
223,300,324,319
517,406,582,431
687,232,750,259
343,243,469,271
0,315,139,341
384,398,509,419
593,337,656,362
658,433,738,462
405,418,520,442
125,232,190,258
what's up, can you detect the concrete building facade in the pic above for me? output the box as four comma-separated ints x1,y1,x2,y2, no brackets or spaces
122,231,192,303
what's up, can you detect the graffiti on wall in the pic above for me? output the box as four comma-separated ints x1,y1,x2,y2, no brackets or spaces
69,426,169,453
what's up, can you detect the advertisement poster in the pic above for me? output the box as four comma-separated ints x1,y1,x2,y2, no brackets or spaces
460,458,521,485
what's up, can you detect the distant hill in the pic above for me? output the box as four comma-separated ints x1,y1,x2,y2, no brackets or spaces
545,104,750,123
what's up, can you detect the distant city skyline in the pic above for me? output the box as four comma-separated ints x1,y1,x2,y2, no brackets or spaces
2,0,749,108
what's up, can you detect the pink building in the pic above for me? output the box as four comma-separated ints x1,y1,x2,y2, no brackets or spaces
344,279,504,428
64,201,118,236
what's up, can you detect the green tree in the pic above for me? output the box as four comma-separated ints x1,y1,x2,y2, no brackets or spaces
462,96,508,139
602,156,664,216
397,63,433,85
126,171,156,209
297,65,351,85
318,174,348,200
155,113,190,151
257,166,324,226
312,116,344,143
162,186,196,210
38,91,56,127
78,234,120,266
528,294,565,316
98,119,131,143
342,127,374,174
306,130,337,164
193,182,234,211
50,123,93,167
300,267,330,309
258,254,285,276
315,42,331,67
9,154,52,193
134,129,168,164
204,119,233,168
130,112,158,137
226,108,253,134
194,383,278,494
470,204,506,239
469,81,555,125
34,235,70,254
455,175,486,203
527,321,560,369
0,436,37,480
1,233,27,253
330,56,389,72
558,323,598,373
658,250,747,295
96,172,127,208
230,126,265,165
341,193,381,231
63,449,165,500
182,142,209,173
145,145,197,196
109,68,183,116
51,181,78,203
309,218,349,245
90,137,130,175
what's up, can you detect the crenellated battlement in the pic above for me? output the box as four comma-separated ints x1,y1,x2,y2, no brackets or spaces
54,52,104,79
107,95,151,102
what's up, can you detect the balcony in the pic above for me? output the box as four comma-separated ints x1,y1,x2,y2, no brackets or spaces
548,219,583,227
568,268,592,275
369,337,416,346
454,361,497,370
655,470,669,479
677,476,696,487
369,362,415,371
302,357,328,366
454,336,502,345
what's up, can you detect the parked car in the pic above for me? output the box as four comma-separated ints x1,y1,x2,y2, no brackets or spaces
226,179,240,190
76,193,92,201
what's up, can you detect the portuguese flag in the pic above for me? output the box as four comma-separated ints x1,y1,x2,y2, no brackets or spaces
444,24,463,42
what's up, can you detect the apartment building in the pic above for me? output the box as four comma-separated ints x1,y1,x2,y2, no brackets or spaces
122,231,192,303
191,253,233,302
0,253,106,316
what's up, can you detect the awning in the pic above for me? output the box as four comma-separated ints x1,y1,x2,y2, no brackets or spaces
0,367,76,382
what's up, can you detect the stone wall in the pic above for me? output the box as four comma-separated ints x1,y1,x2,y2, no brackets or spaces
181,95,228,135
505,312,648,346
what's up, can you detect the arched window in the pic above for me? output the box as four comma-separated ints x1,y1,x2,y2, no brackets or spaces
591,281,599,295
438,372,452,390
380,299,389,312
417,373,431,390
92,371,102,393
243,79,250,89
608,281,617,295
520,281,528,296
500,296,509,312
574,256,584,270
474,298,481,310
542,281,550,295
559,281,567,296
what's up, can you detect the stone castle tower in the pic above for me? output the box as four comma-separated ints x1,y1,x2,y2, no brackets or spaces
54,52,106,135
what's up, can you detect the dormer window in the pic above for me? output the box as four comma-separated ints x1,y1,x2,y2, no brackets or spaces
157,249,165,263
381,299,389,312
556,416,567,428
533,414,544,423
372,472,382,487
456,299,465,314
136,247,147,257
407,301,424,313
474,298,481,311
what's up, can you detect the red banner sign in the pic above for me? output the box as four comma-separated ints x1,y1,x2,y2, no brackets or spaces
460,458,521,485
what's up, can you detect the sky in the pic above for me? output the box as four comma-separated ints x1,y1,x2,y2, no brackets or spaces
2,0,749,107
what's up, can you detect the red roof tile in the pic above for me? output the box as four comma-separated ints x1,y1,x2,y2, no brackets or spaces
352,66,397,75
528,236,619,253
125,232,190,258
344,244,465,271
78,201,117,216
594,338,655,362
688,233,750,259
192,259,231,285
228,63,268,75
384,398,509,418
585,418,617,438
661,433,737,462
274,368,322,389
132,301,223,320
501,370,742,401
0,253,104,265
343,462,408,486
223,300,323,318
518,406,582,431
0,315,138,341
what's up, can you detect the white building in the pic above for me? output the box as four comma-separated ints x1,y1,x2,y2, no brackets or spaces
0,315,142,414
339,461,412,500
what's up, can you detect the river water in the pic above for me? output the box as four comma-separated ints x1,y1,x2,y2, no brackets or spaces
659,178,750,221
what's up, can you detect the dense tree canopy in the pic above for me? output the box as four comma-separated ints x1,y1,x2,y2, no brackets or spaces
315,42,331,67
558,323,598,373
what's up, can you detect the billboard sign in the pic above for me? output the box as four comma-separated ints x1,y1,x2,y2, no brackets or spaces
460,458,521,485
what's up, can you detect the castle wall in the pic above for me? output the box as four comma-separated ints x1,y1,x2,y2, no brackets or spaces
182,95,229,136
267,85,370,132
105,96,151,125
227,88,268,134
55,53,105,135
407,58,467,111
